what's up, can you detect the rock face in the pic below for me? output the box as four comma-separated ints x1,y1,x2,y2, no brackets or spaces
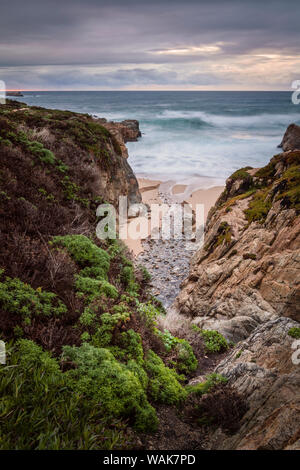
97,118,141,159
175,148,300,342
279,123,300,152
208,317,300,450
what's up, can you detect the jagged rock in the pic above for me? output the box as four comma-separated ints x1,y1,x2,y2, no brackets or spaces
207,317,300,450
278,123,300,151
175,147,300,341
99,119,141,159
120,120,141,142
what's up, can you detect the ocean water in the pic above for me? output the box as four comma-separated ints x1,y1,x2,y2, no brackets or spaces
13,91,300,186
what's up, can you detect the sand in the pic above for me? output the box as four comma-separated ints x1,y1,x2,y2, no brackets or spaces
123,177,224,257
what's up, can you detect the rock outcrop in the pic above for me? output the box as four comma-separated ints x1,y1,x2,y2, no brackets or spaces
0,100,142,207
175,146,300,342
208,317,300,450
6,91,23,97
97,118,141,159
279,123,300,152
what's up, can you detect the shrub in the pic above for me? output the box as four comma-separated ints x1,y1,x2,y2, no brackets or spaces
137,301,160,329
0,340,126,449
118,329,144,364
121,265,139,296
139,265,151,283
0,273,67,322
199,329,228,354
144,350,187,405
156,329,198,374
62,343,158,432
92,311,130,348
193,384,248,433
52,235,110,279
288,327,300,339
75,275,118,301
79,307,96,326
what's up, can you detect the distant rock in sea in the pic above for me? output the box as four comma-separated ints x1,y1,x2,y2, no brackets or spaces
278,123,300,151
6,91,23,97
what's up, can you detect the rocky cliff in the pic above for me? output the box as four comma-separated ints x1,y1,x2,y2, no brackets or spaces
174,130,300,450
209,317,300,450
176,148,300,342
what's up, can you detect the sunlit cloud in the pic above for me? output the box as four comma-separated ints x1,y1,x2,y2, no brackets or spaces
150,43,224,56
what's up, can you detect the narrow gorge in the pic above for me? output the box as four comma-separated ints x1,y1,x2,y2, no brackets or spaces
0,99,299,451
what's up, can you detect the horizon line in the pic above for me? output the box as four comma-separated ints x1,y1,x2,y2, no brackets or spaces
6,89,290,92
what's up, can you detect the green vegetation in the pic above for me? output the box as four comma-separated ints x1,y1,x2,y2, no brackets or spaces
235,350,242,359
121,264,139,296
62,343,158,432
145,350,187,405
139,265,152,282
52,235,110,277
136,301,160,329
0,340,128,449
205,221,232,253
288,327,300,339
91,308,131,348
274,165,300,212
244,188,272,223
230,167,253,182
186,373,228,396
156,329,198,374
192,326,229,354
0,270,67,324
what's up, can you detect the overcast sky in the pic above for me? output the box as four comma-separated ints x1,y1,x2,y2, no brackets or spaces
1,0,299,90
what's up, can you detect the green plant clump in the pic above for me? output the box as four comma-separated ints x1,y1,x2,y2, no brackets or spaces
92,310,131,348
52,235,110,278
0,271,67,324
192,326,228,354
244,188,272,223
230,167,253,182
62,343,158,432
0,340,127,449
144,350,187,405
156,329,198,374
288,327,300,339
186,373,228,396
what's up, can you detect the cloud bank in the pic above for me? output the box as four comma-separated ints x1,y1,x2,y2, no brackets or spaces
1,0,299,90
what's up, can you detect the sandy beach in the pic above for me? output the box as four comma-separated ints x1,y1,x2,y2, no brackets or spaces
123,177,224,257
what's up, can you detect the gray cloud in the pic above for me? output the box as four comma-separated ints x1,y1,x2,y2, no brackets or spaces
0,1,299,89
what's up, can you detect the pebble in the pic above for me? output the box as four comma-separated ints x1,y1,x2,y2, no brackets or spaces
137,191,197,308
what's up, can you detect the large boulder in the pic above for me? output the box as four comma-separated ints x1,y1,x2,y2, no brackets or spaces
208,317,300,450
278,123,300,151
